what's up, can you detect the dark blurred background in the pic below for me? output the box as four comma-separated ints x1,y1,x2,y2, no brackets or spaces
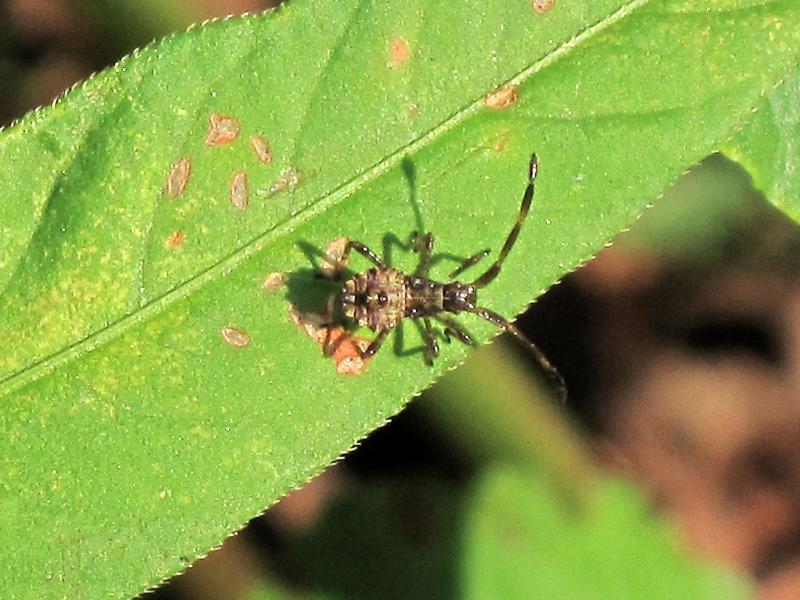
5,2,800,599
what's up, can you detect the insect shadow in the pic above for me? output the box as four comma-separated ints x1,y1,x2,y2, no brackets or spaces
283,245,338,315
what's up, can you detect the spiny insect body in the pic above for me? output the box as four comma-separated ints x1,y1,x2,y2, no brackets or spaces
326,154,565,400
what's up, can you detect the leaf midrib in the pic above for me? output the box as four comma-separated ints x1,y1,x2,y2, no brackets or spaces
0,0,650,398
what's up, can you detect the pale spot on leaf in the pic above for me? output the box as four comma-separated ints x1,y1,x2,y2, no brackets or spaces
484,85,519,110
322,237,349,277
230,171,249,211
221,326,250,348
266,168,301,197
166,157,191,198
250,135,273,164
262,271,285,291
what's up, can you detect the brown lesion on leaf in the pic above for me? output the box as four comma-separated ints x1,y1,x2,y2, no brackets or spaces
220,325,251,348
165,230,185,249
204,113,241,146
484,85,519,110
250,135,273,165
388,37,410,68
326,329,371,376
493,132,511,153
288,304,371,376
166,156,191,198
532,0,556,14
230,171,249,211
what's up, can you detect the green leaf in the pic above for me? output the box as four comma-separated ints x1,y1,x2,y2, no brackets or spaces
281,478,467,600
722,65,800,222
463,468,751,600
1,1,798,597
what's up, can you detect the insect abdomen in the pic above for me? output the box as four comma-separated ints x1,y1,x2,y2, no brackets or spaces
342,268,406,331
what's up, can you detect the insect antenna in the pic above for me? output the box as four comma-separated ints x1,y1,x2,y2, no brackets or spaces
469,305,566,403
471,153,538,289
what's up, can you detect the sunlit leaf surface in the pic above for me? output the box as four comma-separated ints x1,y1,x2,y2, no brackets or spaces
723,66,800,221
0,0,798,597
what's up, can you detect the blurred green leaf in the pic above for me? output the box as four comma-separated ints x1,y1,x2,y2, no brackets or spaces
426,342,593,503
723,66,800,222
614,155,769,263
246,579,335,600
463,468,751,600
1,1,798,598
74,0,203,48
281,478,466,600
426,342,746,599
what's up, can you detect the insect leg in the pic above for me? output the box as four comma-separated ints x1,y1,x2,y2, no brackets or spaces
449,249,490,280
410,232,435,277
422,317,440,364
433,314,474,346
469,305,566,403
322,328,345,356
344,240,387,269
359,328,391,359
471,153,537,289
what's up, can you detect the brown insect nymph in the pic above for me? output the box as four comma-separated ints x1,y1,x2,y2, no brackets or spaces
325,154,565,400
